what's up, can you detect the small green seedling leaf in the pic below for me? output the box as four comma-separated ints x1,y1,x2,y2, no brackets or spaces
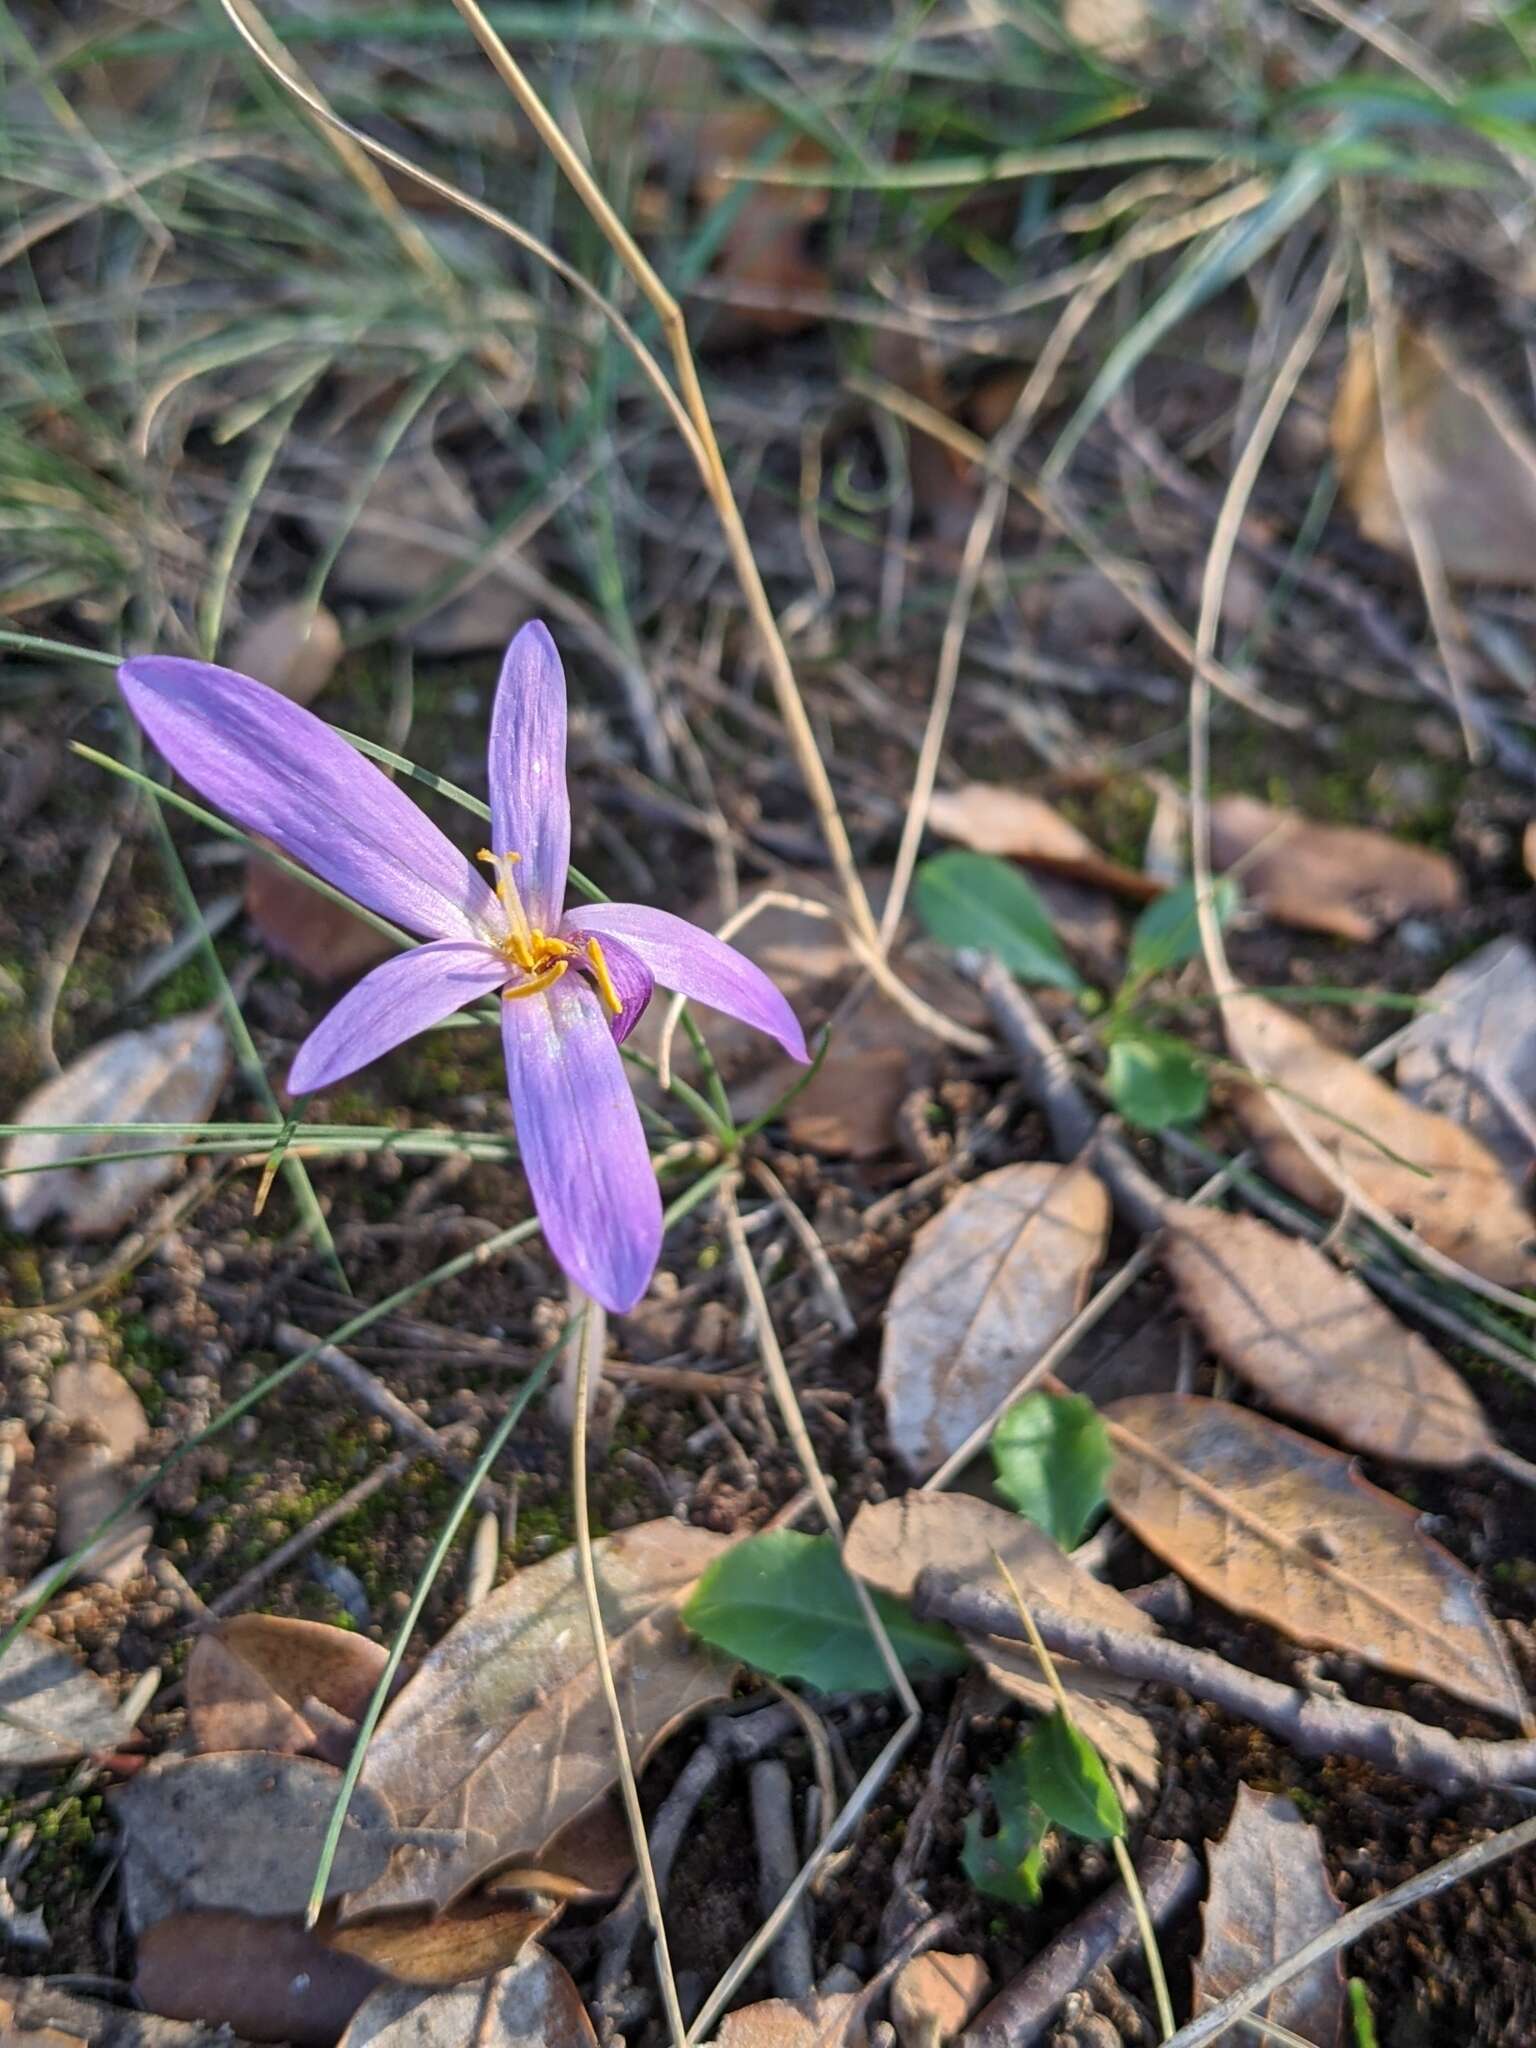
991,1392,1112,1548
914,851,1083,991
1349,1978,1379,2048
683,1531,966,1694
1024,1710,1125,1842
1104,1033,1209,1130
1127,876,1238,980
962,1746,1046,1907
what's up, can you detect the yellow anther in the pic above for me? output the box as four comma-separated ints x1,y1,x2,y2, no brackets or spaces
502,958,569,1004
584,937,623,1020
476,847,535,956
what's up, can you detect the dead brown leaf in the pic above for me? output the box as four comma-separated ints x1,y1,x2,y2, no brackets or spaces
338,1948,595,2048
926,785,1162,902
880,1160,1111,1477
246,855,395,987
1332,323,1536,583
0,1630,138,1769
845,1494,1161,1793
1209,793,1462,941
226,602,342,706
1223,995,1535,1288
186,1614,389,1760
2,1011,229,1236
1396,937,1536,1185
890,1951,991,2048
1104,1394,1528,1721
325,1896,556,1988
709,1993,867,2048
1194,1785,1344,2045
111,1752,402,1932
1161,1202,1493,1467
135,1911,381,2046
346,1520,730,1915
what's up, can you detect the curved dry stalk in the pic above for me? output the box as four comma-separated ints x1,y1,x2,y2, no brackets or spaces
655,887,988,1095
443,0,878,956
222,0,461,306
877,173,1275,954
689,1178,923,2043
852,371,1302,729
212,0,707,474
569,1296,687,2048
1187,241,1536,1322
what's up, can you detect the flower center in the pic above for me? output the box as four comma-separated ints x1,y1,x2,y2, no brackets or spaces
476,849,621,1018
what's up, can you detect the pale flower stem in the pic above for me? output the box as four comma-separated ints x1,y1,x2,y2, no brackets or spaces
569,1294,688,2048
994,1556,1175,2043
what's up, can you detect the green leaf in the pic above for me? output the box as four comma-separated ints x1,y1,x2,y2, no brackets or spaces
913,851,1083,991
1104,1033,1209,1130
682,1531,967,1694
1126,876,1238,980
961,1746,1046,1907
1024,1711,1124,1842
991,1392,1112,1548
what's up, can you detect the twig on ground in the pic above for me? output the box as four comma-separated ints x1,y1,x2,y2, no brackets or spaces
206,1448,414,1617
959,1839,1201,2048
1161,1810,1536,2048
749,1160,856,1339
593,1703,802,2027
752,1759,815,1999
976,959,1096,1157
879,1675,976,1958
913,1575,1536,1797
270,1320,499,1512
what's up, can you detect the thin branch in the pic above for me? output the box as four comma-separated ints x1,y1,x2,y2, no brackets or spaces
914,1576,1536,1797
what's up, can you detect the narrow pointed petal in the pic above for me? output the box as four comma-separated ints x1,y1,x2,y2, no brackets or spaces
289,941,506,1095
501,972,662,1313
563,902,808,1061
578,930,653,1045
488,621,570,930
121,658,499,942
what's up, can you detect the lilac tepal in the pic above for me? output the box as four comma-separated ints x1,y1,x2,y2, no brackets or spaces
118,621,807,1312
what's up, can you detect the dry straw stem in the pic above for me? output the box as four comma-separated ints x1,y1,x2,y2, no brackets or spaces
214,0,707,473
1185,239,1536,1322
878,173,1275,954
568,1295,688,2048
655,888,988,1096
693,1177,923,2043
850,371,1301,730
220,0,465,314
442,0,879,958
1161,1809,1536,2048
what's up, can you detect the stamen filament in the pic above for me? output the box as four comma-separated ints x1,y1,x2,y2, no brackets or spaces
585,937,623,1019
502,958,569,1003
477,847,536,955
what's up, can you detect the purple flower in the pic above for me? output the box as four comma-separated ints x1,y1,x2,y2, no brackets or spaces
118,621,807,1312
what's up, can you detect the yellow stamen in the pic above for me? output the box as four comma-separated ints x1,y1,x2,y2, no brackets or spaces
584,936,623,1019
476,846,536,960
502,958,569,1003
